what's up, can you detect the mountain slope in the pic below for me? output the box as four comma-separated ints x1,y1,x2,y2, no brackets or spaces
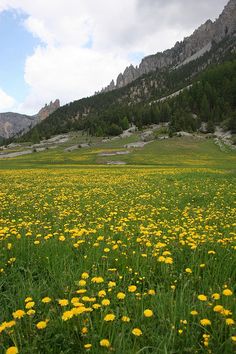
0,99,60,139
100,0,236,92
6,0,236,144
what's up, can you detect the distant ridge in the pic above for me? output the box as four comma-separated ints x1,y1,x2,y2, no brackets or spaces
98,0,236,93
0,99,60,139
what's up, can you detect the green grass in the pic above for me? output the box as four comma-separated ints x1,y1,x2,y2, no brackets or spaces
1,136,236,170
0,137,235,353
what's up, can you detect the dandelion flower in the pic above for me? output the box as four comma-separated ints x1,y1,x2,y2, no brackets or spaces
128,285,137,293
198,294,207,301
25,301,35,309
185,268,192,274
190,310,198,316
117,292,126,300
226,318,235,326
104,314,115,322
100,339,111,347
12,310,25,319
36,321,48,329
222,289,233,296
58,299,69,306
84,344,92,349
200,319,211,326
6,347,18,354
121,316,130,322
132,328,142,336
143,309,153,317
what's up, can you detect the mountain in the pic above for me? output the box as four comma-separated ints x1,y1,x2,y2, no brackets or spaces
8,0,236,144
0,99,60,139
100,0,236,93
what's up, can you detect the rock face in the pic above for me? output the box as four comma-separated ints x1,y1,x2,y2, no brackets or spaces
36,99,60,121
0,99,60,139
100,0,236,93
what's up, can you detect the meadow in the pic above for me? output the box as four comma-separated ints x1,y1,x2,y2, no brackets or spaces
0,137,236,353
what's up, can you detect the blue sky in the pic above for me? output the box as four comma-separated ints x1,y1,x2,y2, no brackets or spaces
0,10,39,102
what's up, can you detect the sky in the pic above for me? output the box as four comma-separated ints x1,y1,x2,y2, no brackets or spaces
0,0,228,115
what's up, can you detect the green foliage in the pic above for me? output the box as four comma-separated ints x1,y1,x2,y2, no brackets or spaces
12,54,236,144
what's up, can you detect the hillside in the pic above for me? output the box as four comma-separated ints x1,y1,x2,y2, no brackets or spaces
15,52,236,144
4,0,236,145
100,0,236,92
0,99,60,140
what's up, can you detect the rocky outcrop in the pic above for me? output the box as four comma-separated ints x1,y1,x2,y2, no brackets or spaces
36,99,60,121
100,0,236,93
0,99,60,139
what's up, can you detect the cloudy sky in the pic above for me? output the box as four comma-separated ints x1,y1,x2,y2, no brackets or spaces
0,0,228,114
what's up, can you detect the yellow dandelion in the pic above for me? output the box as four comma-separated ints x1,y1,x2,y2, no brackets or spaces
213,305,224,313
12,310,25,319
128,285,137,293
101,299,110,306
58,299,69,306
185,268,192,273
100,339,111,347
98,290,106,298
84,344,92,349
226,318,235,326
198,294,207,301
200,319,211,326
222,289,233,296
81,272,89,279
25,301,35,309
121,316,130,322
104,313,115,322
143,309,153,317
62,310,74,321
27,309,35,316
190,310,198,316
6,347,18,354
36,320,48,329
117,292,126,300
132,328,142,336
91,277,104,283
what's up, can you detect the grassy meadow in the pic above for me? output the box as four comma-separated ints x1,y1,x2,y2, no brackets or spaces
0,137,236,353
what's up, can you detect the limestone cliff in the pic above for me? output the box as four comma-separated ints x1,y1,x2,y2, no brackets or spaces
100,0,236,93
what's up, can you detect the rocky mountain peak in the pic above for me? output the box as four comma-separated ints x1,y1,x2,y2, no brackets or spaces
36,99,60,121
0,99,60,139
99,0,236,93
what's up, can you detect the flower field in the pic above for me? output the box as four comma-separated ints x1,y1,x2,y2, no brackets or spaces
0,167,235,353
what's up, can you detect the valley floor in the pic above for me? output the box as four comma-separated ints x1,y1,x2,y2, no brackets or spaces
0,137,235,353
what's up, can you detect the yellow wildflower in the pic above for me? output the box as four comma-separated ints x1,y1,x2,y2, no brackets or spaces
12,310,25,319
117,292,126,300
6,347,18,354
128,285,137,293
36,320,48,329
200,319,211,326
100,339,111,347
104,314,115,321
132,328,142,336
143,309,153,317
222,289,233,296
198,294,207,301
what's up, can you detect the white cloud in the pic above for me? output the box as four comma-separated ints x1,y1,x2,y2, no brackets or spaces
0,88,16,111
19,45,129,114
0,0,229,114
